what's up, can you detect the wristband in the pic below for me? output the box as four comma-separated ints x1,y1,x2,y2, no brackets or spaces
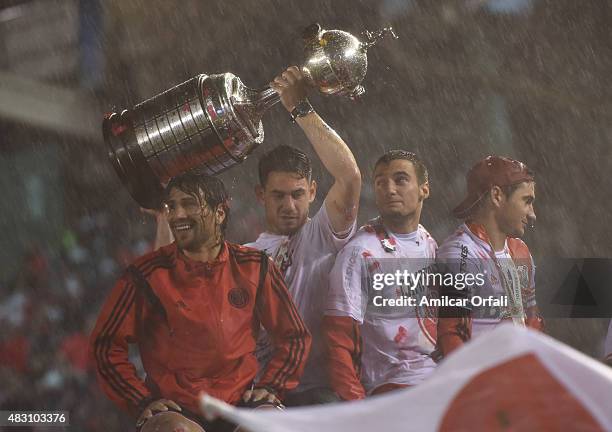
290,99,314,122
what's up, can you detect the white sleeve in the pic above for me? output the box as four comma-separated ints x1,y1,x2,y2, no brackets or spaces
435,240,483,306
304,202,356,254
325,243,365,323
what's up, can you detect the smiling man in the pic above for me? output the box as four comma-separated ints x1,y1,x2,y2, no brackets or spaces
245,66,361,405
323,150,438,400
90,173,310,432
436,155,544,358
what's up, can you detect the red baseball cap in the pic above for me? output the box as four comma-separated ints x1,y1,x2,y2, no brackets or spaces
453,155,534,218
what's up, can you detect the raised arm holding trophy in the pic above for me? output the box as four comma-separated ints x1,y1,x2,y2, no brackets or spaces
103,24,397,208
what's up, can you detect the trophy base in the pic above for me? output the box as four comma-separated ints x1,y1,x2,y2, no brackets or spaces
103,73,266,209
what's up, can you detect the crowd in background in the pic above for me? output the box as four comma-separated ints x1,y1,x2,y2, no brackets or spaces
0,208,155,430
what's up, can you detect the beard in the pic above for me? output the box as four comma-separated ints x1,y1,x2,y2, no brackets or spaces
380,207,413,222
171,216,216,252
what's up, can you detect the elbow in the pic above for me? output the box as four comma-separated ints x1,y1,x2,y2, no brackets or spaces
337,167,362,196
346,166,361,187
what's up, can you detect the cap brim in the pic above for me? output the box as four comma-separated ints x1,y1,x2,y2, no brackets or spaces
452,194,481,219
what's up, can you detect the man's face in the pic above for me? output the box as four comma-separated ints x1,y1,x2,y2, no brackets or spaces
374,159,429,221
164,187,222,252
257,171,316,236
496,181,536,238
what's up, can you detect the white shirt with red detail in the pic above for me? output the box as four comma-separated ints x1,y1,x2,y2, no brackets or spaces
246,202,356,392
326,223,438,392
436,223,536,339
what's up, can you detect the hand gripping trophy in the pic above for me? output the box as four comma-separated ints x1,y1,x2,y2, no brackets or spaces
103,24,397,208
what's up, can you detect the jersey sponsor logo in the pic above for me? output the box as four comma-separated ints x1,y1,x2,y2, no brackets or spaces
460,245,469,272
228,287,250,309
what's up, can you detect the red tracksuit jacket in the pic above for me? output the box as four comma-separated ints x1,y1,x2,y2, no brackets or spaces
90,242,311,415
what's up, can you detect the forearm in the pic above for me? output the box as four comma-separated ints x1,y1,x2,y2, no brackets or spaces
153,214,173,250
296,113,360,186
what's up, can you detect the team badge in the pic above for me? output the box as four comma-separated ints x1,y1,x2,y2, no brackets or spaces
228,287,250,309
381,238,396,253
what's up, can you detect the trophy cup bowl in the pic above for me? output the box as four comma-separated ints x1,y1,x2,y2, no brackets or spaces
104,23,397,209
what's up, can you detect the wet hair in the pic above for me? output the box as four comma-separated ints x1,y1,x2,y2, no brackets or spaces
374,150,429,185
258,145,312,186
500,182,524,198
466,180,534,220
165,172,230,234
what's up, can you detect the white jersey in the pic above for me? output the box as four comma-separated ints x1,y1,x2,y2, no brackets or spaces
246,203,355,391
436,223,536,339
326,221,438,392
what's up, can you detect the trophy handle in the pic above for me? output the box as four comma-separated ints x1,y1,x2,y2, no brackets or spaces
302,23,323,42
360,26,398,52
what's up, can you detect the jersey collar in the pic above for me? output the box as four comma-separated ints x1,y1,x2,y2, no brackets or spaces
464,222,508,254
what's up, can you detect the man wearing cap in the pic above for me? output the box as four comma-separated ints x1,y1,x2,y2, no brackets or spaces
435,155,544,358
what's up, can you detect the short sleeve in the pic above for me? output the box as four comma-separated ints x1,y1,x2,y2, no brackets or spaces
303,203,356,254
325,244,366,323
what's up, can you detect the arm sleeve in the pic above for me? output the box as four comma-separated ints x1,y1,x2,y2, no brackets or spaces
434,248,477,358
307,203,357,254
437,312,472,358
323,243,366,400
256,258,312,395
89,273,152,415
322,315,365,400
325,244,366,321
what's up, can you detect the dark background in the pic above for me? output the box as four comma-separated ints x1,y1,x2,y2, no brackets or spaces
0,0,610,429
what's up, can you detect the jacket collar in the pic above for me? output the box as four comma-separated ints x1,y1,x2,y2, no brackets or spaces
174,241,229,269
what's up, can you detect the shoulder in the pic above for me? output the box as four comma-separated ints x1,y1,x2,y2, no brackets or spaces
507,237,531,260
243,233,267,250
129,244,175,276
332,225,382,256
417,224,438,249
346,226,378,247
436,227,478,260
228,242,267,263
226,243,273,285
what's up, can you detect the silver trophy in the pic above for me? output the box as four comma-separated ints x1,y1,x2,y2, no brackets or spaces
104,23,397,208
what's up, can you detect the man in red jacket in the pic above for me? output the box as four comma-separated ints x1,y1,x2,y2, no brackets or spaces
90,173,311,432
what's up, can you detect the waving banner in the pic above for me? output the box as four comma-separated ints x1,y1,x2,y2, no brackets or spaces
201,325,612,432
